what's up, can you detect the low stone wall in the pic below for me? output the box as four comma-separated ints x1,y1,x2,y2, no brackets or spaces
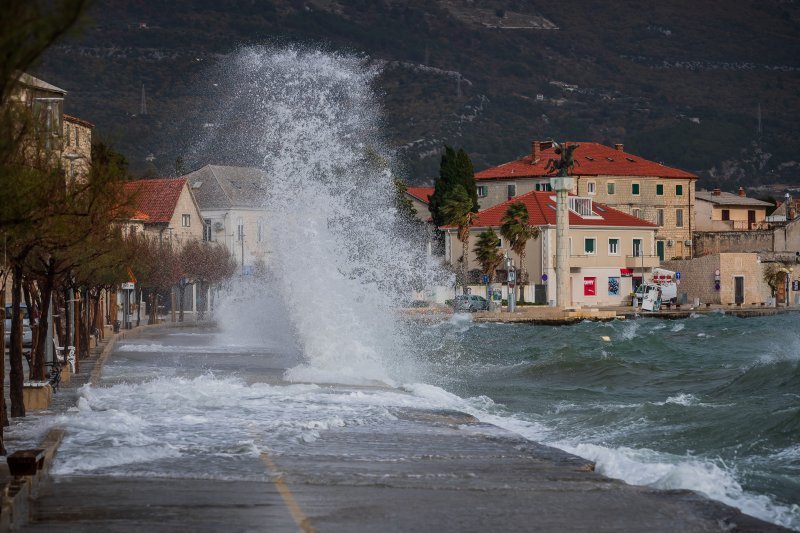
694,230,772,256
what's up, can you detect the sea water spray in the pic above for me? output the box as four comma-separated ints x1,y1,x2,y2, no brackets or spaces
199,47,450,385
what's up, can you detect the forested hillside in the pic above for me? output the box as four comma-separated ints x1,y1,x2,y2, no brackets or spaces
35,0,800,190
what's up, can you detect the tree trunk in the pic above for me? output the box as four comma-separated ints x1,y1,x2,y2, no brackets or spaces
0,290,8,452
178,285,185,322
10,265,26,418
32,262,55,381
461,238,468,293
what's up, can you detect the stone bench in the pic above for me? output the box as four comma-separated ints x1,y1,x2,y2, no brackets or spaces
7,449,45,477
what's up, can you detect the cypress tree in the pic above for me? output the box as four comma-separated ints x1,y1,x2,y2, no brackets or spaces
429,145,478,227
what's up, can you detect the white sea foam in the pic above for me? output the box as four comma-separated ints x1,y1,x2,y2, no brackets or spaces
203,47,449,386
554,442,800,530
670,323,685,332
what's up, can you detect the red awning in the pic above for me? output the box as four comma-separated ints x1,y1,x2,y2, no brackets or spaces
620,268,633,276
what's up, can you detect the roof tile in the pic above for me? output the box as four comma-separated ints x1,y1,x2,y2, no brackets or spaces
122,178,187,224
475,142,696,180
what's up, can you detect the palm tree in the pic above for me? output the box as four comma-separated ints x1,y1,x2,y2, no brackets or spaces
474,229,503,304
441,186,477,292
473,229,503,282
500,201,540,302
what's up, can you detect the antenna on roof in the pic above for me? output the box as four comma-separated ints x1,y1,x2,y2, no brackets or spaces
141,83,148,115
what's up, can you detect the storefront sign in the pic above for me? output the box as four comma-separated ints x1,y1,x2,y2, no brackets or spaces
583,277,596,296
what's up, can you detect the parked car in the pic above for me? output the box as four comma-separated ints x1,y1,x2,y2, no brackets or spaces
454,294,490,312
4,304,32,347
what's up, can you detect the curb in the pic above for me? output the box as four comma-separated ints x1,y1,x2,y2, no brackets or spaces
0,319,214,531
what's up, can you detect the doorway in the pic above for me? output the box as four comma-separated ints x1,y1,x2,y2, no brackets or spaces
734,276,744,305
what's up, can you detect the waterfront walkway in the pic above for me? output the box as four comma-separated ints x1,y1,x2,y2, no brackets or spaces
2,323,790,532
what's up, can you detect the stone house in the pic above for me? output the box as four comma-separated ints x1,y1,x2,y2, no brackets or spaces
695,188,772,231
473,141,697,261
443,191,659,307
62,114,93,181
7,73,93,178
662,253,774,306
185,165,269,275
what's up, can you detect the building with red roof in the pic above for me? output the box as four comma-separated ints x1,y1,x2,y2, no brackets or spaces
443,191,659,307
473,141,697,260
121,178,204,245
404,186,434,222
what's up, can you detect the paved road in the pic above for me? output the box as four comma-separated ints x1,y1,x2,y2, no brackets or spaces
24,324,788,532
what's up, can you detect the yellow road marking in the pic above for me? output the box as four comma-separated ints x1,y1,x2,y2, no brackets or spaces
260,452,316,533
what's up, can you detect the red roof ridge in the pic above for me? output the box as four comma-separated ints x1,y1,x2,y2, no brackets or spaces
406,186,434,203
63,114,94,128
443,190,657,229
475,141,696,181
122,177,188,224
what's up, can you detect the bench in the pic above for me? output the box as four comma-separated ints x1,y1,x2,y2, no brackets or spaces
53,338,76,373
7,449,45,477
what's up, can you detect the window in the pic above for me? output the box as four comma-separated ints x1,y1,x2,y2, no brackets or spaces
507,184,516,199
237,217,244,242
257,218,265,243
182,214,190,227
584,237,596,255
477,185,488,198
632,208,641,219
721,209,730,221
129,226,137,238
632,238,642,257
608,238,619,255
656,184,664,195
676,184,683,196
632,183,640,195
587,181,596,195
203,218,212,241
657,208,664,226
496,238,503,248
535,182,552,192
676,208,684,227
607,182,615,195
608,277,620,296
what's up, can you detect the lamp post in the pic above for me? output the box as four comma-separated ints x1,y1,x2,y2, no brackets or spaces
506,254,516,313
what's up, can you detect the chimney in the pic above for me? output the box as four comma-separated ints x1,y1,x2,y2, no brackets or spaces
712,188,721,196
738,187,746,197
614,143,624,152
532,141,540,163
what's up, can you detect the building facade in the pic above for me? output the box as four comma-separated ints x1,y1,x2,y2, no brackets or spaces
695,188,772,231
473,141,697,261
185,165,270,275
443,191,658,307
121,178,205,245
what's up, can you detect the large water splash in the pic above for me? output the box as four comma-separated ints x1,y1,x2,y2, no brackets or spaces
200,47,449,385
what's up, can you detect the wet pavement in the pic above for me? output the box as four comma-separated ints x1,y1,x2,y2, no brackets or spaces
16,324,790,532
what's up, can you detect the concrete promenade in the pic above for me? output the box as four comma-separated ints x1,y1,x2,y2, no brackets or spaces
404,302,800,325
1,322,791,532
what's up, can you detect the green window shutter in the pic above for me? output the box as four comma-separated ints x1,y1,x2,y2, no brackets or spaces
632,183,640,195
676,184,683,196
656,184,663,195
585,238,595,254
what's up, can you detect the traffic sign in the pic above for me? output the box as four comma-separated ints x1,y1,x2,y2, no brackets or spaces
121,282,135,290
675,272,681,280
482,274,489,284
508,270,516,282
508,282,516,289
